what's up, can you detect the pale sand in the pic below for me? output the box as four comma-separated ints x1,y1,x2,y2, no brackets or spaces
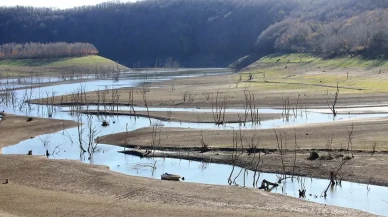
0,114,77,148
0,155,375,217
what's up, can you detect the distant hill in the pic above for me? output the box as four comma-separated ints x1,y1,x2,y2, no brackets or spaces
0,55,128,77
1,0,388,68
255,0,388,58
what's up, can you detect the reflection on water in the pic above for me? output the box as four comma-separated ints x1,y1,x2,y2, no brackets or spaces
3,127,388,216
1,69,388,216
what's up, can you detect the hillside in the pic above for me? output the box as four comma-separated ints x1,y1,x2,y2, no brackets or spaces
255,1,388,58
241,53,388,94
1,0,388,68
0,0,299,67
0,55,128,77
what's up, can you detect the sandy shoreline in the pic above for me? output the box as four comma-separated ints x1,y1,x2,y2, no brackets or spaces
0,155,376,217
0,114,77,149
0,114,378,217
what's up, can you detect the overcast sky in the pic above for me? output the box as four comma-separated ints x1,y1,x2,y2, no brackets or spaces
0,0,136,9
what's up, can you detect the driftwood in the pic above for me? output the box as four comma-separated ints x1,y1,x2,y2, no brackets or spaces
322,171,336,197
322,157,347,197
122,149,152,158
258,179,279,190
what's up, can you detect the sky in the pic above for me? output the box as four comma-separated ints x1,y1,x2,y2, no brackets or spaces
0,0,136,9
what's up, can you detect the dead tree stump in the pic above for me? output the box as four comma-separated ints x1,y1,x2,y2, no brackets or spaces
102,120,109,127
299,189,306,198
308,151,319,160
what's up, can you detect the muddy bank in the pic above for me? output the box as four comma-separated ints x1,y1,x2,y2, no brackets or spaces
30,74,388,109
0,114,77,148
101,116,388,151
100,116,388,187
0,155,375,217
120,148,388,187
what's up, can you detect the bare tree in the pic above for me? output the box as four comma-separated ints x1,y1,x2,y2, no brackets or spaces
203,91,211,101
212,91,227,125
142,88,152,125
327,83,340,117
244,90,260,125
347,123,354,157
274,129,287,181
150,126,161,156
322,157,347,198
72,111,101,161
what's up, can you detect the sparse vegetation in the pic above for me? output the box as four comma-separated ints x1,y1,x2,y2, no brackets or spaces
3,1,388,216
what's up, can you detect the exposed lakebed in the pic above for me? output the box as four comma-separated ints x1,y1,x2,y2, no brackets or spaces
1,69,388,216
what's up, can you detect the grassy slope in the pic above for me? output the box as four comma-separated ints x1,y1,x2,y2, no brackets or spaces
259,53,388,67
240,53,388,94
0,55,129,76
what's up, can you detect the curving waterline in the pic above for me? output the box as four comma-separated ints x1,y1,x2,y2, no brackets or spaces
1,70,388,216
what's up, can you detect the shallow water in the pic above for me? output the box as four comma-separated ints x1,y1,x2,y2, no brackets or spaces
110,156,388,216
1,69,388,216
62,105,388,130
3,129,388,216
309,106,388,114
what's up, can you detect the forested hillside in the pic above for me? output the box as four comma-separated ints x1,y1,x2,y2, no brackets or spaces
1,0,388,67
0,0,298,67
256,0,388,57
0,42,98,59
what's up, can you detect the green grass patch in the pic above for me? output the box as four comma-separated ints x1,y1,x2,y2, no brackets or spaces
259,53,318,64
259,53,388,68
0,55,120,68
0,55,128,77
240,53,388,94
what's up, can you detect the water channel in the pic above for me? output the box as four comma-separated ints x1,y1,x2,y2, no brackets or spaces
0,69,387,216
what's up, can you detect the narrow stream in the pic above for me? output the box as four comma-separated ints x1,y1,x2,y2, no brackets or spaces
1,69,388,216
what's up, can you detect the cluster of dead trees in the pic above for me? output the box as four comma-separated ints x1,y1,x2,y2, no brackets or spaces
0,42,98,59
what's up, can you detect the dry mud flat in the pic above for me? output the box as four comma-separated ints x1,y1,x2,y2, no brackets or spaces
0,114,77,149
31,71,388,109
103,116,388,150
0,114,377,217
0,155,376,217
2,62,388,216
